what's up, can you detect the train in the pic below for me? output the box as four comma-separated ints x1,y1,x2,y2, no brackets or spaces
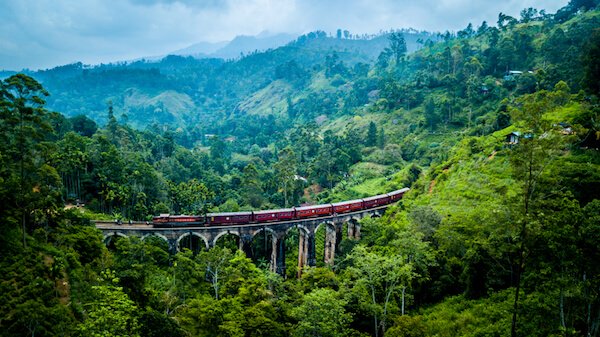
152,188,409,227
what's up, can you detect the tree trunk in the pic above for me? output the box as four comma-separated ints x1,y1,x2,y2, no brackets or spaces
402,286,406,316
371,285,379,337
560,285,566,332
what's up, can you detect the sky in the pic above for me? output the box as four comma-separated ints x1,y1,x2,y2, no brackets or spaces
0,0,568,71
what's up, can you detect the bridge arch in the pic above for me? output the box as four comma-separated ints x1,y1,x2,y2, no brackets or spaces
176,232,209,252
315,220,336,234
141,233,169,244
251,226,277,240
212,230,241,248
103,232,128,243
288,224,309,236
349,214,363,222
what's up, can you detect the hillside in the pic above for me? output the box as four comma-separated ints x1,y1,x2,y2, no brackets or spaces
29,29,435,129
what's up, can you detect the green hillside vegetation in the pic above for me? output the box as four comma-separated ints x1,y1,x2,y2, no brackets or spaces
1,1,600,336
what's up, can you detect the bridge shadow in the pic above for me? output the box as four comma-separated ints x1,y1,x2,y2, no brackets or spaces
214,233,239,251
249,228,275,270
177,233,208,254
103,233,127,251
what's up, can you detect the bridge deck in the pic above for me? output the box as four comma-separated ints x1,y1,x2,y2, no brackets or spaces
94,204,392,231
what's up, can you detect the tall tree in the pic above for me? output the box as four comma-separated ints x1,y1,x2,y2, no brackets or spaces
291,288,351,337
347,245,415,337
389,32,407,65
77,276,141,337
367,121,378,146
274,147,298,207
0,74,60,248
508,83,571,337
242,163,263,208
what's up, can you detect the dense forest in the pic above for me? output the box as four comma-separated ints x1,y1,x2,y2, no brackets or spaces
1,1,600,336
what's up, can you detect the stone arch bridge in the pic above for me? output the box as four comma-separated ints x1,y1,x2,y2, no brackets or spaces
95,206,388,277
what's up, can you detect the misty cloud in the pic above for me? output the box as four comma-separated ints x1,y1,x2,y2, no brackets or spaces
0,0,567,71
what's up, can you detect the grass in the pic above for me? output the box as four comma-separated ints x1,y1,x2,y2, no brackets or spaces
350,176,389,197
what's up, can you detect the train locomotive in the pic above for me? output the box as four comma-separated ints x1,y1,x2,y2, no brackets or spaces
152,188,409,227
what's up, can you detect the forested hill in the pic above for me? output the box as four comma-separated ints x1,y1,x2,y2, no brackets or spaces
26,28,434,129
1,1,600,337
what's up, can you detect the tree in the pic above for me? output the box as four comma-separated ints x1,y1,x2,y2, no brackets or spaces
274,147,298,207
70,114,97,137
389,32,407,65
476,21,489,35
170,179,213,214
377,127,385,149
0,74,60,248
507,84,571,337
367,121,378,146
77,272,140,337
54,131,90,202
377,49,392,69
424,98,438,130
197,247,235,300
291,288,351,337
347,245,415,337
582,28,600,94
242,163,263,208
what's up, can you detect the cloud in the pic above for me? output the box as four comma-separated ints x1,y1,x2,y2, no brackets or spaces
0,0,568,71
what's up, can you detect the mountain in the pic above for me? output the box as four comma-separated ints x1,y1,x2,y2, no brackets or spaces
211,32,298,59
171,40,229,57
31,29,436,129
171,32,297,59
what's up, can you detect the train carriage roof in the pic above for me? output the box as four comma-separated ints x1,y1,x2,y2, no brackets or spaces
205,211,252,217
295,204,332,211
362,194,390,202
387,188,410,195
332,199,364,206
254,208,295,215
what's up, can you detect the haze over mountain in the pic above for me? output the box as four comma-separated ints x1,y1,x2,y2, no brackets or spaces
172,32,298,59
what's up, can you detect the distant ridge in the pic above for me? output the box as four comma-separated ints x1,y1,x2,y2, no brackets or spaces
171,32,297,59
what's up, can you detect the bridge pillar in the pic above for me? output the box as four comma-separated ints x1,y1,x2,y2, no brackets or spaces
324,224,336,266
270,236,286,276
307,232,316,267
347,221,355,239
335,223,343,253
168,239,178,254
354,223,361,240
347,220,361,240
240,234,253,259
298,230,308,278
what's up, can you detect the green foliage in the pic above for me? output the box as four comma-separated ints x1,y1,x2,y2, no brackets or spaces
76,278,140,337
419,290,513,336
291,288,352,337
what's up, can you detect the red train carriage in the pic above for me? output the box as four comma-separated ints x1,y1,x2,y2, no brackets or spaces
152,214,170,224
295,204,333,219
152,214,204,227
332,199,364,214
387,187,409,202
362,194,391,208
253,208,295,222
206,212,252,225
